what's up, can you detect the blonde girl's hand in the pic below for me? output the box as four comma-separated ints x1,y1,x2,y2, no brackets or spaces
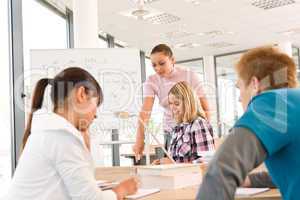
151,159,161,165
159,157,173,164
112,177,139,200
152,158,173,165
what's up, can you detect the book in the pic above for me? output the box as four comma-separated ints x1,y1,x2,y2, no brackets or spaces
126,188,160,199
235,188,270,197
140,172,202,190
137,163,201,176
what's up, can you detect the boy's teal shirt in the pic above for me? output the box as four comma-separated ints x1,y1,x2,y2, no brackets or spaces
235,88,300,200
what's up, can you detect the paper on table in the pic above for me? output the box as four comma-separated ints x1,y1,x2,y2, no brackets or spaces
126,188,160,199
96,180,119,190
235,188,270,197
96,180,108,186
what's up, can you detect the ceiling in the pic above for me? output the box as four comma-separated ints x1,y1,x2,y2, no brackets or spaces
97,0,300,61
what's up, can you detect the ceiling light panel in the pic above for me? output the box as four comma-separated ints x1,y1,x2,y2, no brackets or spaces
174,43,200,49
251,0,296,10
201,30,235,37
207,42,235,48
146,13,181,24
160,30,194,39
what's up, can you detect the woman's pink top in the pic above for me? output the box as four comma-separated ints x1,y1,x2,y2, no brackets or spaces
143,65,205,132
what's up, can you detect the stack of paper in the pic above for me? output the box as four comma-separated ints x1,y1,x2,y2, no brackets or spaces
235,188,270,197
140,172,202,190
137,164,202,190
137,163,200,176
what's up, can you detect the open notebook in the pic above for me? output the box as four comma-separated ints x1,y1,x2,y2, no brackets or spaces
235,188,270,197
126,188,160,199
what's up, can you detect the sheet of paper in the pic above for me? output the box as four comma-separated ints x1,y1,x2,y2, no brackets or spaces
126,188,160,199
96,180,108,186
96,180,119,190
235,188,270,197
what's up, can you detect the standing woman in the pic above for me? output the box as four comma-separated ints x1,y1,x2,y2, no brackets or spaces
133,44,210,159
6,67,137,200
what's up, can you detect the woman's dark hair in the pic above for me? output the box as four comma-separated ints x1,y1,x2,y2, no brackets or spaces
22,67,103,149
150,44,173,58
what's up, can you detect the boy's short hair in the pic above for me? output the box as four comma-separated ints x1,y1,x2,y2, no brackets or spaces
235,46,298,90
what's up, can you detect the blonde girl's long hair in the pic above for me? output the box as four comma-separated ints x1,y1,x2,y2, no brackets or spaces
168,81,206,123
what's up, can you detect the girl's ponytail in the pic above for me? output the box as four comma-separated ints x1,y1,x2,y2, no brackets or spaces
22,78,51,149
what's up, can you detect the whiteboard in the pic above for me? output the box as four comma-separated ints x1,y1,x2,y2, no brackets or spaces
27,48,142,130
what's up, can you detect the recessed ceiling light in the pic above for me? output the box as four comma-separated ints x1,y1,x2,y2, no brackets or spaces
160,30,194,39
251,0,295,10
197,30,235,37
119,7,161,21
131,9,150,18
207,42,235,48
174,43,200,49
146,13,181,24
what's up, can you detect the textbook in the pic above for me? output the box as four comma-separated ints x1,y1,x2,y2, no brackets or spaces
137,163,201,176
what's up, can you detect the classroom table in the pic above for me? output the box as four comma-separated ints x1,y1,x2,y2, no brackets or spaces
95,166,281,200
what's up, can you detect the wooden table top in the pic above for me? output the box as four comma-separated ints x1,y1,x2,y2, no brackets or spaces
95,166,281,200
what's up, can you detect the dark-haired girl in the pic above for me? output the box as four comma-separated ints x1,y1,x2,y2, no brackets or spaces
6,67,138,200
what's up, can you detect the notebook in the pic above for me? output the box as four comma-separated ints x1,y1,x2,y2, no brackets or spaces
235,188,270,197
126,188,160,199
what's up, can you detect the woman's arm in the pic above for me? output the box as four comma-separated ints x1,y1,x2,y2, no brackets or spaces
133,96,155,160
197,127,267,200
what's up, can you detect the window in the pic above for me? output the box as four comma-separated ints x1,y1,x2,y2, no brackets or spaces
0,0,12,196
177,59,205,81
22,0,68,117
216,53,244,135
23,0,68,68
